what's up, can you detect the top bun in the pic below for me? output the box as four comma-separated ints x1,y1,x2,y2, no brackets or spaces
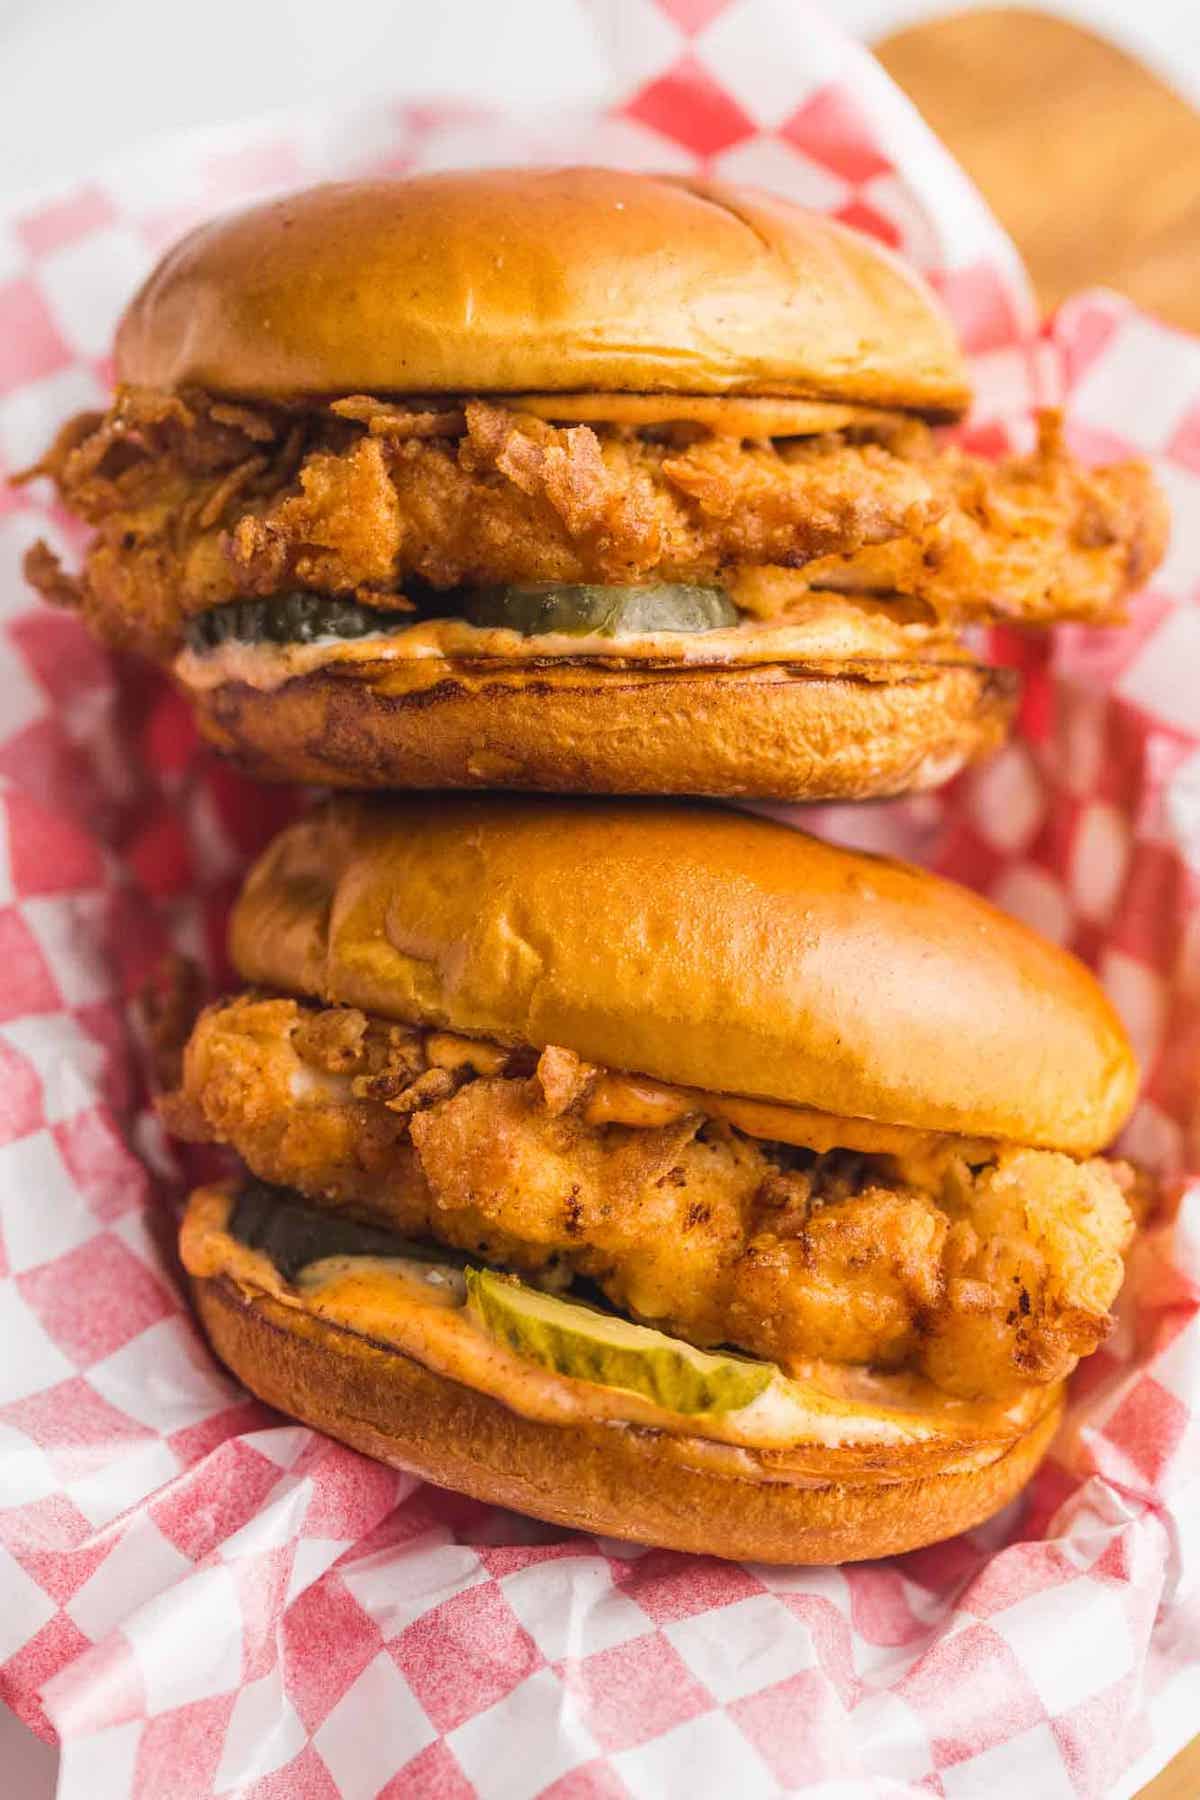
230,796,1136,1156
114,167,969,416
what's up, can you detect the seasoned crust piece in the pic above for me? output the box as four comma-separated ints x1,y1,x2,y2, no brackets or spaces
20,389,1167,661
164,994,1135,1403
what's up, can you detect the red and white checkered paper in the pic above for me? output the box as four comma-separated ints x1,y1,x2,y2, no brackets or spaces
1,4,1198,1795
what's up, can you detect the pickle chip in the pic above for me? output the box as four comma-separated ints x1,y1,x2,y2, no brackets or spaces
463,582,738,638
185,592,414,652
229,1182,461,1282
467,1267,775,1413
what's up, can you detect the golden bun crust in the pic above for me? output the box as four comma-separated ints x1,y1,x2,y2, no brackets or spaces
114,168,970,415
184,656,1015,801
193,1274,1062,1564
230,793,1138,1154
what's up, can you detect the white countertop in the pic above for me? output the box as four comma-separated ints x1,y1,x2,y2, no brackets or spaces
2,2,1197,1793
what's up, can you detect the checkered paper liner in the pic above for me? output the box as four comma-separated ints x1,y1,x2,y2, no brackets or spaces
0,3,1197,1795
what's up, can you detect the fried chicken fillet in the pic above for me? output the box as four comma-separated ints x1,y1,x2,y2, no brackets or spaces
165,994,1135,1408
22,388,1165,662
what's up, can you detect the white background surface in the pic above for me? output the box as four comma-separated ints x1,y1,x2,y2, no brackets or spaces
2,0,1200,198
1,1,1197,1794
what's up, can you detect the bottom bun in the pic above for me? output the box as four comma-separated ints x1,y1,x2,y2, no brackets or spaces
193,1274,1061,1564
185,656,1015,799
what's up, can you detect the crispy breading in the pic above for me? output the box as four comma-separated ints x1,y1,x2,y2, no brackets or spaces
224,403,933,603
165,995,1135,1402
805,414,1167,624
158,995,551,1275
228,435,405,597
19,387,1166,660
535,1045,601,1116
329,396,467,438
920,1150,1136,1393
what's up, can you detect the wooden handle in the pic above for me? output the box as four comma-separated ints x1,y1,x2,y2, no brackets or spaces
876,6,1200,330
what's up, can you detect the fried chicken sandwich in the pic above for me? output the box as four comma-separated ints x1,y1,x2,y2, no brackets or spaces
169,795,1140,1561
21,168,1165,800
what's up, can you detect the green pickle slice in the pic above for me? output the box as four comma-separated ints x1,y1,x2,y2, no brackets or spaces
229,1183,462,1283
185,582,738,651
185,593,414,652
463,582,738,638
466,1267,775,1414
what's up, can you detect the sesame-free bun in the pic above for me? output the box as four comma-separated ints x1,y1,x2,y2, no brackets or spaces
191,1268,1063,1565
230,795,1138,1155
184,654,1015,802
115,167,970,415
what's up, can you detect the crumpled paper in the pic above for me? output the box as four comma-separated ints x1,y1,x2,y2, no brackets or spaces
0,4,1197,1796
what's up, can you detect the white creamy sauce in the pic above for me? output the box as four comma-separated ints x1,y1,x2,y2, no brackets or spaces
288,1064,355,1102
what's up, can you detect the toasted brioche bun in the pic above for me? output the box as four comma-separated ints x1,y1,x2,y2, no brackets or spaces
230,795,1137,1155
114,168,969,415
191,1270,1061,1563
184,655,1014,802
